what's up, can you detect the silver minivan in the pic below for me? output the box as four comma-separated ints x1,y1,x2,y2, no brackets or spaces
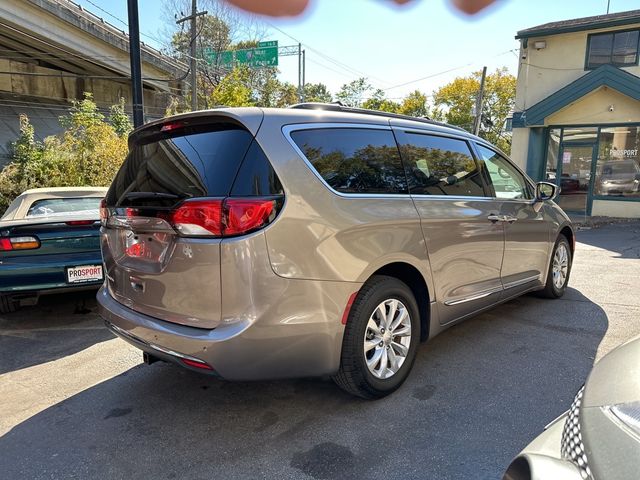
98,104,574,398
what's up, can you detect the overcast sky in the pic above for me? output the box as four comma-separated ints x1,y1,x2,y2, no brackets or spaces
74,0,639,99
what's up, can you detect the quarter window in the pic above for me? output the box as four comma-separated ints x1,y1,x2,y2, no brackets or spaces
476,145,533,200
290,128,407,194
397,133,485,197
587,30,640,69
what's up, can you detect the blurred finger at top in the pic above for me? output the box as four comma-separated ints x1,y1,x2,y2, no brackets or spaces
450,0,496,14
224,0,496,17
225,0,310,17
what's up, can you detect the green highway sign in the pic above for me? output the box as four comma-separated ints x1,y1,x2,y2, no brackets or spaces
204,40,279,69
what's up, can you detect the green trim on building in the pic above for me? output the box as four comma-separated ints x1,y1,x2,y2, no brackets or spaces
512,64,640,128
526,128,547,181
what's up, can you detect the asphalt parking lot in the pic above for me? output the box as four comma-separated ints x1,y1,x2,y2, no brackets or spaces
2,222,640,480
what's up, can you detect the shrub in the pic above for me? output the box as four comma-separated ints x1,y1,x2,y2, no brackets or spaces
0,94,131,213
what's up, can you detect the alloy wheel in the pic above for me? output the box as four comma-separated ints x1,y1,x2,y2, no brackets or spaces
363,299,412,379
552,243,569,289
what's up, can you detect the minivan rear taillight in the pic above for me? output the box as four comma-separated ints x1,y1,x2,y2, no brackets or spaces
107,197,282,238
171,198,279,237
224,199,275,236
169,199,224,236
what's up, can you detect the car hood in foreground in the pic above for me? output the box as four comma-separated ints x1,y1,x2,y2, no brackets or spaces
580,335,640,480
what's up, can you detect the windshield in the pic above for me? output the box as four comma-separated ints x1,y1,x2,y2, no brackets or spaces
25,197,102,218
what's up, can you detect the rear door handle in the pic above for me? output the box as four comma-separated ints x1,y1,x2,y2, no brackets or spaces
503,215,518,223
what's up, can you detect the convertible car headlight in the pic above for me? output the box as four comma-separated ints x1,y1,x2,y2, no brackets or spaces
606,401,640,439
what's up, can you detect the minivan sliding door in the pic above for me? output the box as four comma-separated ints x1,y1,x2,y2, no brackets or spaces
394,129,505,325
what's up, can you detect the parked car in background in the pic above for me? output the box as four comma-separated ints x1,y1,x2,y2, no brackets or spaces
99,104,574,399
595,160,640,196
503,334,640,480
0,187,107,313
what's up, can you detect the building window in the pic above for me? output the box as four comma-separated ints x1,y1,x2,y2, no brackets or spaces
586,30,640,69
595,127,640,198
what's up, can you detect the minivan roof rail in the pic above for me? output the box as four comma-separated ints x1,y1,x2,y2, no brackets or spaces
288,102,468,132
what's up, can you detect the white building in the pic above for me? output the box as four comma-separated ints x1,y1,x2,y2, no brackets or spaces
511,10,640,218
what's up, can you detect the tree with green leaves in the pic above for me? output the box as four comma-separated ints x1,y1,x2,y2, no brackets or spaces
109,98,133,137
432,67,516,153
398,90,429,118
165,0,274,109
208,66,254,107
362,89,400,113
303,83,333,103
336,78,373,108
0,94,131,212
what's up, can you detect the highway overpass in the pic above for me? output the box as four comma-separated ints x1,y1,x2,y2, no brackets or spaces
0,0,188,164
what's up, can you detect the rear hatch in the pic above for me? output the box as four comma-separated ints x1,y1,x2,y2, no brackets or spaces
101,112,283,329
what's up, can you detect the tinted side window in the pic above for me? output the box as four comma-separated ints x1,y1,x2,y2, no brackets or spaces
231,140,283,196
397,133,485,196
290,128,407,194
475,144,533,200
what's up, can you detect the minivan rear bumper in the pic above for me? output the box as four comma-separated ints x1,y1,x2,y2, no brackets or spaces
97,278,358,380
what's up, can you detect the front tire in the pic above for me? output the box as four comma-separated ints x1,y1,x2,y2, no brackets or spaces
538,235,572,299
333,276,420,399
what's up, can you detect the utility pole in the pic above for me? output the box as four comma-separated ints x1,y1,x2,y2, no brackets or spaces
607,0,611,13
474,66,487,136
127,0,144,128
176,0,207,111
302,49,306,99
297,43,302,102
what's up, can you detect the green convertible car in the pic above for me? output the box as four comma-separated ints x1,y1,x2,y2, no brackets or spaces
0,187,106,314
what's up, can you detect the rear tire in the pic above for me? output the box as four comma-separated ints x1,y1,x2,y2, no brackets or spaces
0,295,19,314
333,275,420,399
537,235,572,299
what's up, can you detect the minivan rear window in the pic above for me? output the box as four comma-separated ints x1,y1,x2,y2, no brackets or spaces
290,128,407,194
107,125,254,207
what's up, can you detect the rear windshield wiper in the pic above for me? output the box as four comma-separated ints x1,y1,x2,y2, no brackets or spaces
121,192,182,201
115,191,188,207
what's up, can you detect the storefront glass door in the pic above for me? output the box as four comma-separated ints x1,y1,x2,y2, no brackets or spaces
556,144,596,214
545,125,640,217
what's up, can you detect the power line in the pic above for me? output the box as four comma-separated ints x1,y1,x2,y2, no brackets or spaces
78,0,167,46
305,58,361,79
0,19,184,75
520,62,587,72
267,23,390,87
381,49,517,91
51,0,168,50
0,99,170,112
0,68,189,83
382,64,474,91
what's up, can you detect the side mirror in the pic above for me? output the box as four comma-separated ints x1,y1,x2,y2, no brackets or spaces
536,181,558,201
